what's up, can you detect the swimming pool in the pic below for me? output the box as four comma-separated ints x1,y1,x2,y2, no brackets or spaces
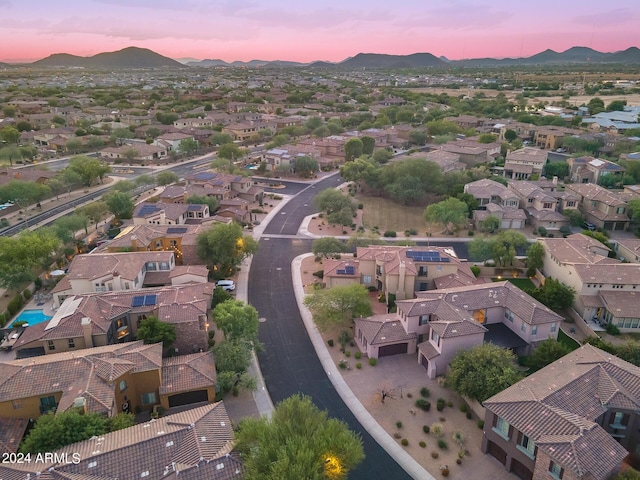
11,309,52,327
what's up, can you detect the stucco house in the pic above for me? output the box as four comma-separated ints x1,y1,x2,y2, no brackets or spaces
482,344,635,480
564,183,629,231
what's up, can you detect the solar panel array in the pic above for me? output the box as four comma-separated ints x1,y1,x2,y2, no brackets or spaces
138,204,160,216
131,294,158,307
406,250,450,263
336,265,356,275
167,227,188,234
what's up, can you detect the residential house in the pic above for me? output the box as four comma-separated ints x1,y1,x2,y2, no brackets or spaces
297,136,347,164
222,120,274,142
482,344,634,480
508,180,570,232
464,179,526,230
51,250,208,307
154,132,195,151
567,156,625,184
504,147,548,180
0,402,241,480
324,246,479,301
533,126,577,150
445,115,487,130
0,341,216,421
423,149,466,173
173,117,213,129
613,238,640,263
582,106,640,132
438,139,500,166
539,233,640,329
564,183,629,230
0,418,28,453
472,202,527,231
353,281,562,369
100,142,168,163
132,202,209,226
17,283,213,356
186,171,264,203
497,122,537,143
262,145,323,172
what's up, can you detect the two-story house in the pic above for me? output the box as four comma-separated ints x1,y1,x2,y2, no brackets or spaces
353,281,563,368
132,202,209,226
0,341,216,421
564,183,629,231
464,179,527,230
16,283,213,356
539,233,640,330
482,344,634,480
324,246,480,301
567,156,625,184
508,180,570,232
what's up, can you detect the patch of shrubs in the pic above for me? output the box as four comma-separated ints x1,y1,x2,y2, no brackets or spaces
383,230,397,237
420,387,430,398
419,441,426,448
327,339,334,347
423,425,430,434
401,438,409,446
438,439,448,450
354,351,361,359
369,358,377,366
415,399,431,411
477,420,485,429
7,294,25,317
436,398,446,412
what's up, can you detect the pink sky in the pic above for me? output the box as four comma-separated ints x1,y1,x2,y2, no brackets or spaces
1,0,638,63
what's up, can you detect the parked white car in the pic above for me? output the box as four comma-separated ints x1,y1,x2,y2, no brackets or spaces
216,280,236,291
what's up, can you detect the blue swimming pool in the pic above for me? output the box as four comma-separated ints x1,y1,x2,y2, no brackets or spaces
11,309,52,327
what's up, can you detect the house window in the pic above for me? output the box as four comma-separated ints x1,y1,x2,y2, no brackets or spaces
47,340,55,351
141,392,157,405
549,461,564,479
567,201,575,207
418,266,427,276
376,265,383,275
160,262,169,270
518,433,536,458
543,202,553,209
473,309,485,324
505,309,514,322
550,323,557,332
12,400,22,410
125,282,130,290
120,381,127,392
419,315,429,326
432,331,440,346
493,416,510,440
68,338,75,349
532,325,537,335
363,275,372,284
521,321,527,333
617,207,626,215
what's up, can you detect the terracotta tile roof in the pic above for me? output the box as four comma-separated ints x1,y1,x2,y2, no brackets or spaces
67,251,174,282
323,259,360,278
0,417,28,453
0,403,240,480
417,341,439,360
484,345,639,478
540,233,612,264
429,319,487,338
354,315,416,345
600,290,640,317
574,263,640,285
160,351,216,395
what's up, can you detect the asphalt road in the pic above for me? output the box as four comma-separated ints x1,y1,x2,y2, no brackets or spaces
248,173,413,480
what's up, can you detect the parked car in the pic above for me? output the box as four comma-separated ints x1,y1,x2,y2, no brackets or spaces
216,280,236,291
582,221,596,231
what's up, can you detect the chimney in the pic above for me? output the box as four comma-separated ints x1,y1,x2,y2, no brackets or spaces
552,176,558,185
73,397,87,415
130,235,138,250
81,317,93,348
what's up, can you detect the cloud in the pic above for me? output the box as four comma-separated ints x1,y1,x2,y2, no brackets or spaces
572,8,637,26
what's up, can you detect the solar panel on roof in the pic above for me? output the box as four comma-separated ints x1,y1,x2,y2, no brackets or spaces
131,296,145,307
138,205,159,216
187,204,201,211
345,265,355,275
144,294,157,306
166,227,188,234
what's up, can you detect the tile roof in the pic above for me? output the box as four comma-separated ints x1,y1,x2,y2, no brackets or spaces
0,417,29,453
160,351,216,395
485,345,636,478
540,233,612,264
417,341,439,360
0,403,240,480
67,251,174,282
574,263,640,285
354,315,417,345
429,319,487,338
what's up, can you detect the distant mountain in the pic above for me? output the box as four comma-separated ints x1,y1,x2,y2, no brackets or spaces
609,47,640,63
307,60,337,68
187,58,230,67
32,47,184,68
338,52,446,69
176,57,201,64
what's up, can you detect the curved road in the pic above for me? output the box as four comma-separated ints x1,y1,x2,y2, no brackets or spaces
248,174,412,480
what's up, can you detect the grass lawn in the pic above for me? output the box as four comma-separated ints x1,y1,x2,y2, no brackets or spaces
356,194,427,233
492,277,536,291
558,328,581,351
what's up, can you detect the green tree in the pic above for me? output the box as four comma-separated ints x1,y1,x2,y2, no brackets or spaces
606,99,627,112
20,411,109,454
314,188,356,226
217,143,245,161
587,97,605,115
372,148,393,164
563,209,584,227
480,215,501,233
614,468,640,480
446,343,522,402
543,161,569,180
60,168,83,194
187,194,218,213
53,214,90,243
196,222,258,276
528,277,575,311
492,230,528,267
528,338,572,371
77,201,108,225
468,237,493,262
0,146,20,166
293,155,318,178
210,132,234,146
156,171,179,186
0,126,20,144
478,133,497,144
213,300,260,347
178,138,199,156
303,283,372,332
65,139,83,154
0,180,50,212
360,136,375,155
235,394,364,480
380,158,442,205
212,339,256,393
504,129,518,142
0,230,61,291
344,137,364,162
526,242,545,272
111,180,135,193
136,315,176,350
312,237,348,259
104,191,134,220
68,156,111,186
408,130,428,146
627,198,640,223
46,177,66,200
339,157,378,190
424,198,468,234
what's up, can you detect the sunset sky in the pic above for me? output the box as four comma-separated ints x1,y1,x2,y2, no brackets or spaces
1,0,638,63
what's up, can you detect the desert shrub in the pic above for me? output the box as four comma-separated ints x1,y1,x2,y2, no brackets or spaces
447,401,453,408
345,350,351,357
357,203,363,209
34,277,43,289
477,420,485,429
401,438,409,446
0,313,6,327
406,392,412,398
22,289,32,300
393,432,401,439
208,330,216,339
431,451,439,459
436,398,446,411
538,226,547,237
468,230,474,236
459,403,468,413
338,360,348,369
405,228,418,236
369,358,377,366
312,270,324,278
438,439,448,450
423,425,430,434
431,423,444,437
420,387,430,398
354,351,361,359
605,323,620,335
419,441,426,448
327,339,334,347
356,362,362,369
383,230,397,237
396,421,403,429
470,265,480,277
416,399,431,411
7,295,24,316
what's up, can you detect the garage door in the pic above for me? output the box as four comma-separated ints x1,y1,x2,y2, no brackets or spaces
487,440,507,465
378,343,408,357
511,459,533,480
421,354,429,369
168,390,209,408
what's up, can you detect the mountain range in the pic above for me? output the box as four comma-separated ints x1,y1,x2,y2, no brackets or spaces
19,46,640,69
